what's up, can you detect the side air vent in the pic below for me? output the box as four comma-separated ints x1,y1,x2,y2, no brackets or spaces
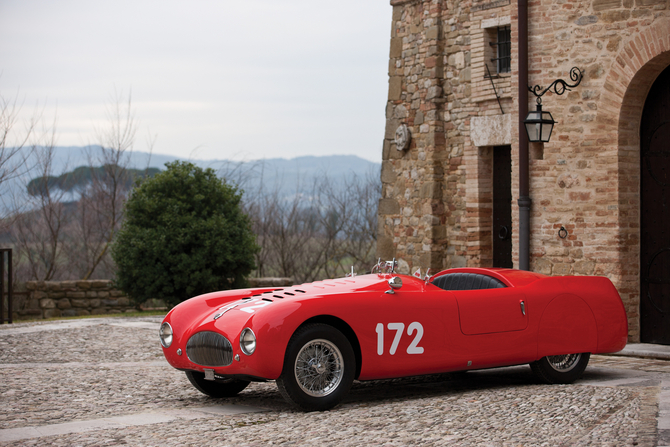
186,331,233,367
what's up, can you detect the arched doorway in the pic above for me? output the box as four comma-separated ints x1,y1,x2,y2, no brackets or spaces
640,64,670,344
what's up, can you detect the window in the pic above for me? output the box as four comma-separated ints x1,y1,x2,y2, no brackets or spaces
489,25,511,74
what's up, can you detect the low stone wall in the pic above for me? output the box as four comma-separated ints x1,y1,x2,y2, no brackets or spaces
9,277,294,321
25,280,132,319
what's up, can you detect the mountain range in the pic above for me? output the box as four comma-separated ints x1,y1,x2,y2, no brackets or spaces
19,146,382,201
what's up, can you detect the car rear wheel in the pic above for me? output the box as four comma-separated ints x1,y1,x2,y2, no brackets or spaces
185,371,250,398
530,352,590,384
276,323,355,411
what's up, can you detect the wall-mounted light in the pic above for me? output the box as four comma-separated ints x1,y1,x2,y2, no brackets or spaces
524,99,555,143
524,67,583,143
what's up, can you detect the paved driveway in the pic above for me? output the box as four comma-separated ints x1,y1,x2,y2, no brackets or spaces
0,317,666,446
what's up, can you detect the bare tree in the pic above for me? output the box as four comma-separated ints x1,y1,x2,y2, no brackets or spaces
243,168,380,283
0,90,40,226
72,91,136,279
10,123,70,281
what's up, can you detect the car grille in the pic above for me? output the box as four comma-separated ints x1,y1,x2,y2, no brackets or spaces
186,331,233,367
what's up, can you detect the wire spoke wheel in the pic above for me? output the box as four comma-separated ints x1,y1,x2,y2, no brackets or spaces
276,324,355,411
531,352,590,384
546,353,581,372
294,339,344,397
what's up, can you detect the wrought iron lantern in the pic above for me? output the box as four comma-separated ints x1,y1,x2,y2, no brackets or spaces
524,99,555,143
525,67,583,143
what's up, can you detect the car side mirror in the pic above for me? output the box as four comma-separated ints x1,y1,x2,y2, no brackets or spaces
385,276,403,294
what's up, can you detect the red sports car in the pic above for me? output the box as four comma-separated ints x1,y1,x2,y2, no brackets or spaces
159,263,628,411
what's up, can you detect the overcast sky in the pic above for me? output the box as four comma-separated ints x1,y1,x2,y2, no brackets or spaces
0,1,391,163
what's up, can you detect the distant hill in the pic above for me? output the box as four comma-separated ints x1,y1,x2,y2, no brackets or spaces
16,146,381,203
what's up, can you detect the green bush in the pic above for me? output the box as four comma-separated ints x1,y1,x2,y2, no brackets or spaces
112,161,258,307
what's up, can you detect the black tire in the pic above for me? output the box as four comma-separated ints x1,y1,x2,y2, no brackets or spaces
530,352,590,384
185,371,250,398
276,323,356,412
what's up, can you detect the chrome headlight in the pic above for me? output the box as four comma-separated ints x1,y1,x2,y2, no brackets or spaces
240,328,256,355
159,322,173,348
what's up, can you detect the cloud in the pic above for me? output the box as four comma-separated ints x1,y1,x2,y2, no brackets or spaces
0,0,391,162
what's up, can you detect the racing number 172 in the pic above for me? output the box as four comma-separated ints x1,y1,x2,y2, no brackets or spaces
375,322,424,355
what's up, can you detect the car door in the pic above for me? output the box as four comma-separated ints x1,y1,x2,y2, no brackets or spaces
446,287,536,368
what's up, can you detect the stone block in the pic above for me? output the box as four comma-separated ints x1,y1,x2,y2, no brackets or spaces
76,281,92,290
381,161,397,184
33,291,47,299
592,0,621,8
635,0,665,5
533,258,553,275
56,299,71,310
575,15,598,26
415,110,424,125
39,299,56,309
553,263,572,276
426,86,442,100
45,281,62,291
110,290,125,297
390,37,403,58
91,280,111,289
600,10,630,22
50,292,65,299
379,198,400,215
117,297,130,307
61,309,78,317
97,291,109,298
86,291,98,298
28,299,40,310
470,115,512,147
396,258,410,274
91,308,108,315
103,299,119,307
385,118,399,139
420,182,441,199
377,235,396,260
90,299,101,308
43,309,61,319
71,299,88,308
388,77,402,101
59,281,77,290
574,261,596,275
432,225,447,240
66,292,86,299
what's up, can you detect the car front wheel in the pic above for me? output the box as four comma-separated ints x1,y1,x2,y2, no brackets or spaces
530,352,590,384
276,323,356,411
185,371,250,398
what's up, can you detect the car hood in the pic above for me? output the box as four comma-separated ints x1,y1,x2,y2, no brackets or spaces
166,273,425,332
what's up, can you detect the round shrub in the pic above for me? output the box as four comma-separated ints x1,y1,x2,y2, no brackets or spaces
112,161,258,307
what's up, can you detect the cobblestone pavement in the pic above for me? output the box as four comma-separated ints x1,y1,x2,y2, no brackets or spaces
0,317,666,446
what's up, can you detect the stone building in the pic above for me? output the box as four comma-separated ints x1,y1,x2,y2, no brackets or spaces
377,0,670,343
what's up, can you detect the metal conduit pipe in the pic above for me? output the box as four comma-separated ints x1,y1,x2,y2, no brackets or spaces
518,0,531,271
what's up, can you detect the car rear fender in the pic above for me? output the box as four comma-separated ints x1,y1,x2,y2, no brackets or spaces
536,276,628,357
537,292,598,358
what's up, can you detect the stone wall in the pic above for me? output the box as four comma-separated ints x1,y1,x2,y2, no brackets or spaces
378,0,670,341
8,277,294,322
23,280,133,319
